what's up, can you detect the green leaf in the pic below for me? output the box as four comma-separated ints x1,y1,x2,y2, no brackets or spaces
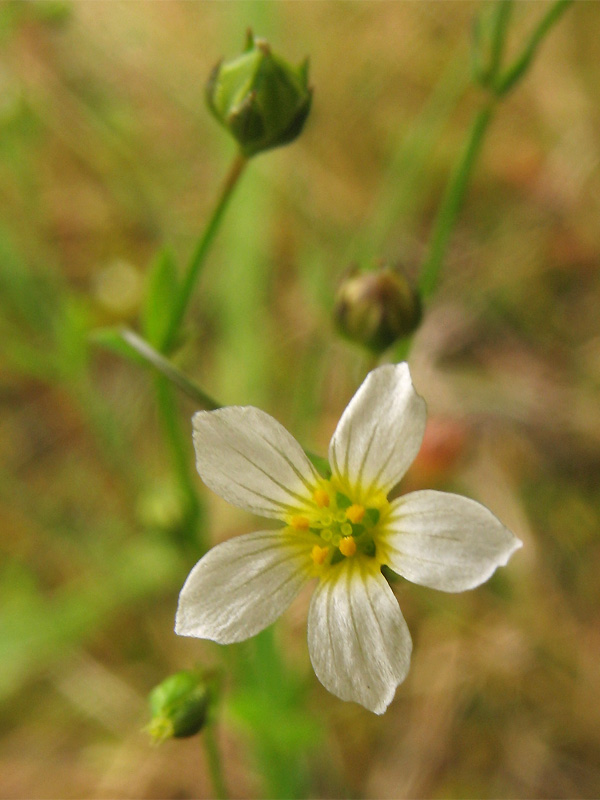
142,248,179,348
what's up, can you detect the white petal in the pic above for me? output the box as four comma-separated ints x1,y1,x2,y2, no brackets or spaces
384,490,522,592
328,363,426,502
176,530,313,644
193,406,320,519
307,559,412,714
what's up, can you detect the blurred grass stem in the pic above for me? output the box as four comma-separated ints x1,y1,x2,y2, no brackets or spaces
203,724,229,800
495,0,572,95
155,376,204,554
418,102,494,300
418,0,571,302
161,153,248,352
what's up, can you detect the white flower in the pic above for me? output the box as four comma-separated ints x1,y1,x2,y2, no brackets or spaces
176,363,522,714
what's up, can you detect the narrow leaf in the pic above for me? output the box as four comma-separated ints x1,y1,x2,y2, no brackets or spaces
142,248,179,347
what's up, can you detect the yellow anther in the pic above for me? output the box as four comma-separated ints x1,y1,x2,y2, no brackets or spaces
291,515,310,530
311,544,329,566
339,536,357,557
346,504,365,524
313,488,330,508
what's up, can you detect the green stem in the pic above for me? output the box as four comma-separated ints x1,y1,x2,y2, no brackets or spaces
496,0,573,96
154,375,205,555
121,328,328,476
121,328,219,410
418,102,494,300
161,153,248,353
203,723,229,800
416,0,571,305
487,0,514,85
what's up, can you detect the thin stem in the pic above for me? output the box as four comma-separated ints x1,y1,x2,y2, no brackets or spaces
154,375,204,554
121,328,327,474
203,723,229,800
161,153,248,353
418,102,494,300
496,0,573,96
417,0,571,303
121,328,220,410
471,1,513,88
487,0,514,85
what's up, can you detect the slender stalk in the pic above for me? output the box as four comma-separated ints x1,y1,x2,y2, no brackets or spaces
121,328,328,475
496,0,573,96
418,102,494,300
487,0,514,85
161,153,248,353
154,376,205,554
121,328,220,410
397,0,571,363
203,724,229,800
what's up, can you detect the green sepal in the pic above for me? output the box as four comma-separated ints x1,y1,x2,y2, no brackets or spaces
148,669,210,742
336,492,352,510
365,507,380,527
306,451,331,479
206,31,312,157
360,537,376,558
381,564,402,583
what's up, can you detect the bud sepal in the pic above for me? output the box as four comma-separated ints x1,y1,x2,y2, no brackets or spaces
334,263,422,353
206,31,312,157
147,669,213,743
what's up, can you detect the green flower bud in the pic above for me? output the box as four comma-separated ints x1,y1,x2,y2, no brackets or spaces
334,264,422,353
147,670,210,743
206,30,312,157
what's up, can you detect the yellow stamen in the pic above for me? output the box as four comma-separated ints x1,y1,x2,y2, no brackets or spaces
311,544,329,566
339,536,357,557
346,504,365,524
291,515,310,530
313,488,330,508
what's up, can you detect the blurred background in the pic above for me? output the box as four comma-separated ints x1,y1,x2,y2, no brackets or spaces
1,1,599,797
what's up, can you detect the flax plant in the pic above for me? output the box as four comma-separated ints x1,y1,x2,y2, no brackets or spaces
93,4,572,796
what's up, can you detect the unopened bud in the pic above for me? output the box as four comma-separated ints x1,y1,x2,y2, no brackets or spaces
334,264,421,353
206,30,312,157
148,670,210,743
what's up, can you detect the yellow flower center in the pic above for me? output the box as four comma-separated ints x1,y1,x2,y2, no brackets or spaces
288,479,389,570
